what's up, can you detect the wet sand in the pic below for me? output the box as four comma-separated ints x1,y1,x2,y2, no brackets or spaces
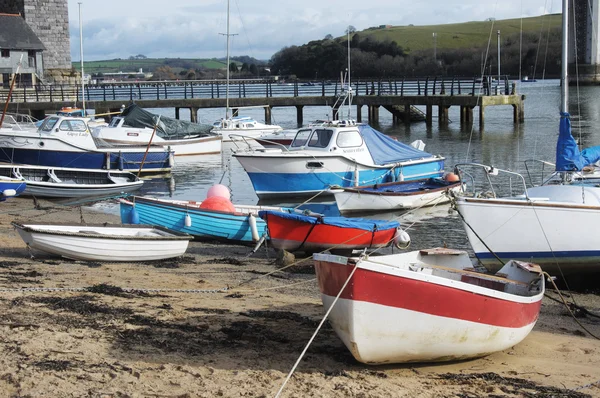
0,197,599,397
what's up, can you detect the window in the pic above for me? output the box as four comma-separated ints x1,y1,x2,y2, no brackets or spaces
28,50,36,69
290,129,312,147
1,49,9,58
40,118,59,132
336,130,363,148
307,129,333,148
59,120,87,132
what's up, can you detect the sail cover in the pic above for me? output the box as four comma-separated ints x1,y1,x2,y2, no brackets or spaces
358,125,436,165
556,112,600,171
120,104,214,139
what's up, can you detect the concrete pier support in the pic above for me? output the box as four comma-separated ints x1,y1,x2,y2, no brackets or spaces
296,105,303,126
265,106,272,125
356,105,362,122
426,104,433,126
479,105,485,127
570,0,600,84
368,105,380,124
190,107,198,123
512,104,525,123
175,107,180,120
438,105,449,125
403,104,411,123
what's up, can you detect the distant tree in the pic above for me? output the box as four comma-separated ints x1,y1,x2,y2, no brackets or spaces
249,64,259,75
229,62,237,72
324,34,333,40
241,62,249,72
128,55,135,60
135,54,147,59
151,66,177,80
345,25,356,35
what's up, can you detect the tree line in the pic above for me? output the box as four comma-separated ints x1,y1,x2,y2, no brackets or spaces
269,29,561,79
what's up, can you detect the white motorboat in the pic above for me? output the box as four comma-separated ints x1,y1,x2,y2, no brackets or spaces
0,114,173,174
0,164,143,198
314,248,544,364
211,115,283,142
12,222,192,261
233,120,445,199
93,111,222,156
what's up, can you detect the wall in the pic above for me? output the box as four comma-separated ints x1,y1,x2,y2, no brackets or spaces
0,0,71,71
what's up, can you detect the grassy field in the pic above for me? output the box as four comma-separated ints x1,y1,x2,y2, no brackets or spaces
73,58,227,74
359,14,561,52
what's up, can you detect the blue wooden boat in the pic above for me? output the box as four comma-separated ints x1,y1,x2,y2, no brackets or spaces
0,177,26,201
120,196,288,244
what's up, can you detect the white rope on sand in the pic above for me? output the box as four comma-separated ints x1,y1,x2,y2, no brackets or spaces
274,258,362,398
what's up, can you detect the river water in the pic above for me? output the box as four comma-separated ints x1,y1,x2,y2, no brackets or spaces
101,79,597,251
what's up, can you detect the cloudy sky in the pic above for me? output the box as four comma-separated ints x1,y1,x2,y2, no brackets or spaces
67,0,557,62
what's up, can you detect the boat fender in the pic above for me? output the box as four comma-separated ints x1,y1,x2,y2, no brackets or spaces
2,189,17,197
249,214,260,242
129,206,140,224
118,153,124,171
444,172,460,182
394,228,411,250
184,213,192,227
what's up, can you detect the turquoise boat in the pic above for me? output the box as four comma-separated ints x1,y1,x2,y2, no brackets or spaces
120,196,288,244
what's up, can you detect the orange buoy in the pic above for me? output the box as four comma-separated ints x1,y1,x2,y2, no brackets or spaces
199,196,236,213
444,172,460,182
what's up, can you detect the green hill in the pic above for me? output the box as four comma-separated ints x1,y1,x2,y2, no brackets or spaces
356,14,561,53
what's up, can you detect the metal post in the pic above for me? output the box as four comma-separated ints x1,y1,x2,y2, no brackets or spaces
497,30,501,82
78,2,86,115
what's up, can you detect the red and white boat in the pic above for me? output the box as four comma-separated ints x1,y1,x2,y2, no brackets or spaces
314,248,544,364
258,210,405,253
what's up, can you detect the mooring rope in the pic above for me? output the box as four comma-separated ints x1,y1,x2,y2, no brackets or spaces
274,257,362,398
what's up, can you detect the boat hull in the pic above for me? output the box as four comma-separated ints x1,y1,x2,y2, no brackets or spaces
0,146,172,174
455,194,600,275
13,223,191,261
260,211,398,252
314,254,542,364
0,179,26,199
120,197,286,244
97,135,222,156
234,153,445,199
333,178,461,214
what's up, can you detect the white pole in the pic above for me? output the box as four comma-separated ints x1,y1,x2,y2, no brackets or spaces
78,2,86,115
225,0,230,119
497,30,501,81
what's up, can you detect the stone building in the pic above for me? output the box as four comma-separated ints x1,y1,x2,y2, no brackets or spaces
0,13,45,87
0,0,71,72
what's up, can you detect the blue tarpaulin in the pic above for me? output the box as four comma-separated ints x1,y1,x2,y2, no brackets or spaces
358,125,434,165
258,210,400,231
556,112,600,171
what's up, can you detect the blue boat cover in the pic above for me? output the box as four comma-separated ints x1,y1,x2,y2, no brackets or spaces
358,124,434,166
258,210,400,231
556,112,600,171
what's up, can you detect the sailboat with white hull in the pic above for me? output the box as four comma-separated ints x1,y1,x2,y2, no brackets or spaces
452,0,600,276
210,0,282,142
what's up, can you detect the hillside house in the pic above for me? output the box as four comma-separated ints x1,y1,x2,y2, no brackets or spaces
0,13,45,88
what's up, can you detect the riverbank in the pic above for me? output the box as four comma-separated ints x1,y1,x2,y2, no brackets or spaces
0,197,599,397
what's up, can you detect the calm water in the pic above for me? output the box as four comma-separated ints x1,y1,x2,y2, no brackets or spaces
97,79,599,251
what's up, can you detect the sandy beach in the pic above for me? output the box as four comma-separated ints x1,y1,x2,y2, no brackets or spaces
0,197,599,398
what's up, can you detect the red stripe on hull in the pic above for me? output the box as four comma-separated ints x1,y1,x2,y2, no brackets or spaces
266,214,396,249
315,260,541,328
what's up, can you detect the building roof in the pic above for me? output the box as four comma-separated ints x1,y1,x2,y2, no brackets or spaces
0,13,45,51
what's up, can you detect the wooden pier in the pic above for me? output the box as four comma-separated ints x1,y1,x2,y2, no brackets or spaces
1,77,525,126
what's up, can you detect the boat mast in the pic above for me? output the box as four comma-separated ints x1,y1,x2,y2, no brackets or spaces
78,2,86,115
347,26,352,119
561,0,568,114
225,0,230,119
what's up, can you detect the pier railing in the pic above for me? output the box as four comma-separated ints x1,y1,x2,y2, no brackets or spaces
0,77,513,104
